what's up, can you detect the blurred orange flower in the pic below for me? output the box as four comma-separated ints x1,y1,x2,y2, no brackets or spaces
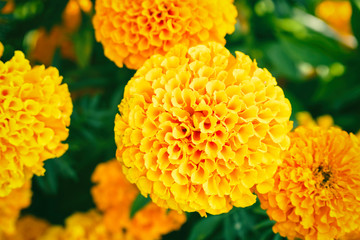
114,42,292,216
30,0,92,65
91,159,186,238
93,0,238,69
2,215,50,240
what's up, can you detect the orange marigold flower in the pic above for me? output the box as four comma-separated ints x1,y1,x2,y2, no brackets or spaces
296,111,335,130
316,0,352,36
30,0,92,65
0,181,32,235
2,215,50,240
30,27,76,66
257,126,360,240
63,0,93,33
0,51,73,197
39,210,124,240
114,42,293,215
91,159,186,236
91,159,138,231
93,0,237,69
128,203,186,240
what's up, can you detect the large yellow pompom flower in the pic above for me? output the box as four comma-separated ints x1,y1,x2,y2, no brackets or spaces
0,181,32,235
114,42,293,215
91,159,186,237
257,126,360,240
93,0,237,69
0,51,73,197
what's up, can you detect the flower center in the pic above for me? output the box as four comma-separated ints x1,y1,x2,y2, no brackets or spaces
315,165,332,187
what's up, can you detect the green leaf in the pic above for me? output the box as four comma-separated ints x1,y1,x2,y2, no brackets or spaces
0,1,7,10
189,215,224,240
351,0,360,44
224,215,237,240
130,194,151,218
74,28,93,68
264,42,302,81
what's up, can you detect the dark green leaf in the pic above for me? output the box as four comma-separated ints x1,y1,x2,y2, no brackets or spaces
74,28,93,68
224,215,237,240
189,215,224,240
351,0,360,44
0,1,7,10
130,194,151,218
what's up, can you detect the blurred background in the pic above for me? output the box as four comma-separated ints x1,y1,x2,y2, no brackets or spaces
1,0,359,239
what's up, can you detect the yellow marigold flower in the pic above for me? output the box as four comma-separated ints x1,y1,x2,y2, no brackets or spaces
114,42,293,215
93,0,238,69
0,181,32,235
2,215,50,240
257,126,360,240
91,159,186,236
316,0,352,36
296,111,335,129
0,51,72,197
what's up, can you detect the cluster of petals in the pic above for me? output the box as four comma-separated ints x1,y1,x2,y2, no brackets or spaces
30,0,92,65
1,215,50,240
0,181,32,235
316,0,352,36
114,42,292,215
93,0,237,69
296,111,335,130
91,159,186,238
258,126,360,240
0,51,72,197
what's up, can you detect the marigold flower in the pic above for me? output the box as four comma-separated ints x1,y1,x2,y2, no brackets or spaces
316,0,352,36
0,181,32,235
114,42,292,215
2,215,50,240
30,27,76,66
91,159,186,236
128,203,186,240
257,126,360,240
93,0,237,69
39,210,122,240
0,51,72,197
91,159,138,231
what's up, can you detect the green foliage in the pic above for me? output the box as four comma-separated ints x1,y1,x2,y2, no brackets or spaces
130,194,151,219
1,0,359,239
